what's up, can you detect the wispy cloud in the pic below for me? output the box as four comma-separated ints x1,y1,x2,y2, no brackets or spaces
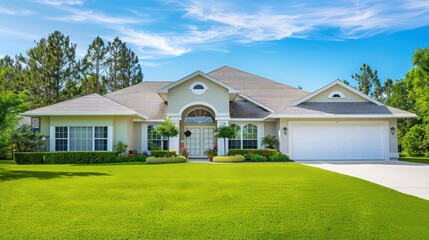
33,0,84,6
49,6,140,24
0,6,33,16
0,26,40,40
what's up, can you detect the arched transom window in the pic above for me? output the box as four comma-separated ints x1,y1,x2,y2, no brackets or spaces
185,109,214,123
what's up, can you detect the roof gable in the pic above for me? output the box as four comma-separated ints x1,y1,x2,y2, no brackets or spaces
157,71,240,94
292,80,385,106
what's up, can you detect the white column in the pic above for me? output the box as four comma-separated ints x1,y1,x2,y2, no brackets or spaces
141,123,148,152
217,120,229,156
258,122,264,148
49,126,55,152
169,119,180,154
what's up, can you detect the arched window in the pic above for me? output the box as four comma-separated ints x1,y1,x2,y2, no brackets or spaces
228,123,258,149
185,109,214,123
242,124,257,149
328,91,345,99
228,124,241,149
189,82,208,95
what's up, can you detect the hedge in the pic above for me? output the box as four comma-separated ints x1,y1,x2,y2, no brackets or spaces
146,156,187,164
248,154,268,162
15,152,118,164
268,153,291,162
213,155,245,163
228,149,278,156
150,150,177,157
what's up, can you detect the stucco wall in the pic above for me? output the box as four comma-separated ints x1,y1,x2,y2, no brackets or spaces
50,116,114,126
113,116,134,150
308,85,369,103
40,116,50,136
133,122,142,153
167,76,230,116
389,119,399,158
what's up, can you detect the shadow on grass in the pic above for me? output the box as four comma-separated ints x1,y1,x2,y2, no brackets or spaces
0,169,110,182
72,162,146,167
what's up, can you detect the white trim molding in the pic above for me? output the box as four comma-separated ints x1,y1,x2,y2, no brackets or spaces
168,101,230,119
328,90,345,99
189,82,208,95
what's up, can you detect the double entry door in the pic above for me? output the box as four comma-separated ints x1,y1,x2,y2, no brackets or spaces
185,126,215,157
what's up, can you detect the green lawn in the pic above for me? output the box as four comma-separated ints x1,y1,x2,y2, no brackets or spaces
399,157,429,164
1,161,429,239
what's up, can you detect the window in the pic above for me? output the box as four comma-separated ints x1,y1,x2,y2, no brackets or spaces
95,127,108,151
189,82,208,95
148,125,167,150
55,126,109,151
228,124,241,149
328,91,345,99
242,124,258,149
70,127,93,151
55,127,68,151
228,123,258,149
185,109,214,123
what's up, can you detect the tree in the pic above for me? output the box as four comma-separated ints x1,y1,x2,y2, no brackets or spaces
351,64,381,99
156,117,179,156
261,135,279,149
19,31,77,107
10,124,46,152
0,91,28,150
214,125,235,156
105,37,125,92
83,36,108,94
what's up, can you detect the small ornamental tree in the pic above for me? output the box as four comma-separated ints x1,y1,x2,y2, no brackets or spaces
261,135,279,149
215,125,235,156
156,117,179,156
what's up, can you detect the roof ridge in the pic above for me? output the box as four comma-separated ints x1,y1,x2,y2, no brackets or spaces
208,65,306,91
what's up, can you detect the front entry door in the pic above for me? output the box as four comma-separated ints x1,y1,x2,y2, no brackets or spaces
185,127,214,157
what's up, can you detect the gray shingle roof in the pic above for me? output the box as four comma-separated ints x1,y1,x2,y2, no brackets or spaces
104,81,171,120
23,94,142,117
208,66,310,112
230,101,271,119
276,102,415,116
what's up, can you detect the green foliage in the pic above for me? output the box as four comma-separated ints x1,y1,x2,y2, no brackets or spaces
402,125,426,155
261,135,279,149
114,141,128,156
115,154,147,163
247,154,268,162
10,124,47,152
150,150,177,157
82,36,108,94
146,156,187,164
352,64,379,96
215,125,235,156
212,155,245,162
179,144,189,159
204,145,218,159
228,149,278,156
0,91,28,149
269,153,291,162
14,151,118,164
156,117,179,156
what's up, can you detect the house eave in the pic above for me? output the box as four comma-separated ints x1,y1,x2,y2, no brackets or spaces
20,112,147,119
270,113,418,119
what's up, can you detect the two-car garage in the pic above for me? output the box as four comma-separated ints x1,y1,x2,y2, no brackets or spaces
288,121,388,161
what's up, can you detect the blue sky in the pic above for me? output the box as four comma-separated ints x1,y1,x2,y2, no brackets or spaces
1,0,429,91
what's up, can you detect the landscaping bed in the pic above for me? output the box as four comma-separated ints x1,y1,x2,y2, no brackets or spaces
146,156,187,164
213,155,245,163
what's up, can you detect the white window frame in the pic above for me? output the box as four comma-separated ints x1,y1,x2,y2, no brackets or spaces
94,126,108,151
228,123,258,149
189,82,208,95
147,125,167,150
54,126,110,152
328,90,346,99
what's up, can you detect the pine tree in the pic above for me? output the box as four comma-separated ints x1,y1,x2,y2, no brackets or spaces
83,36,108,94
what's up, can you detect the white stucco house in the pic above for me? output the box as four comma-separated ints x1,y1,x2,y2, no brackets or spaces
22,66,416,160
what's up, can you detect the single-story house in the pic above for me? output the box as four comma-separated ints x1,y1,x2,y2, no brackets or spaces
22,66,416,160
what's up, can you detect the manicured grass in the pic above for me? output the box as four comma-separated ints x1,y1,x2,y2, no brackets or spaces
1,162,429,239
399,157,429,164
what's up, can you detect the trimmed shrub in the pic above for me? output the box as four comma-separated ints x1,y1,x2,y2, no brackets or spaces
146,156,187,164
150,150,176,157
228,149,278,157
15,151,117,164
14,152,46,164
247,154,268,162
269,153,291,162
213,155,245,163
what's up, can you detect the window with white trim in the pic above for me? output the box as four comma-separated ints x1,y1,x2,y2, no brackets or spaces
189,82,208,95
95,127,108,151
228,123,258,149
147,125,168,150
55,126,109,151
328,91,345,99
55,127,68,151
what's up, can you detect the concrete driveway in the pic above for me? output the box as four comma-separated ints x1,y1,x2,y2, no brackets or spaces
298,160,429,201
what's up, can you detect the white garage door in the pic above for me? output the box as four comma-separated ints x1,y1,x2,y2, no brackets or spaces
289,122,386,160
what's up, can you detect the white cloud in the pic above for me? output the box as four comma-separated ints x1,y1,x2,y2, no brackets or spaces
0,26,40,40
49,7,139,24
0,6,33,16
33,0,84,6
